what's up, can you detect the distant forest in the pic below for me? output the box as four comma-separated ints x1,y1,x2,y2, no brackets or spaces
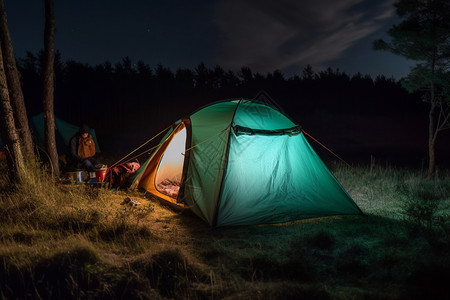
17,51,427,155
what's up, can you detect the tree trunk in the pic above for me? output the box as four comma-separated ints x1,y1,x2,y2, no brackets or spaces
426,43,438,178
427,100,437,177
428,139,435,177
0,0,34,156
0,41,25,182
428,79,437,178
43,0,59,177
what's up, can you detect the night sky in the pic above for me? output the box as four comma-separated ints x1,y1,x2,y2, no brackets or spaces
5,0,414,79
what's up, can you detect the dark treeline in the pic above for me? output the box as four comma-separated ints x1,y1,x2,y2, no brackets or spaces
17,51,425,154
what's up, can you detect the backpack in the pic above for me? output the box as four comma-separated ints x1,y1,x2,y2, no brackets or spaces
77,134,96,158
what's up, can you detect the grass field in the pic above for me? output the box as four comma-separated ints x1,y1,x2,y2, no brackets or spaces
0,160,449,299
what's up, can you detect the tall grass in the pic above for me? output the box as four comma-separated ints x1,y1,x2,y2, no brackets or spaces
0,159,449,299
0,160,164,299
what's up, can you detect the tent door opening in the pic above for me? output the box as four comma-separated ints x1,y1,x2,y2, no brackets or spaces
154,123,187,199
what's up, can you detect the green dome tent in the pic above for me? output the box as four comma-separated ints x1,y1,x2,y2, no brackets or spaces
131,99,362,227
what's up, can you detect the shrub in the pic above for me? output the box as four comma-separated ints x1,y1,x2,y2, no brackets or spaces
33,245,101,299
398,178,447,231
137,249,204,299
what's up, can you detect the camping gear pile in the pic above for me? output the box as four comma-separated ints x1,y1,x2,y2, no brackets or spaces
107,162,141,189
62,164,108,184
66,171,85,182
88,164,108,183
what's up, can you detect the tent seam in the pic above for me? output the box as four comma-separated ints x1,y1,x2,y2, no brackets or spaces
211,98,243,227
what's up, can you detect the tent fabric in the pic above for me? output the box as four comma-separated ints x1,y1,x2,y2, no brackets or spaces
31,113,100,153
217,133,360,226
183,101,238,224
132,99,362,227
0,113,100,153
130,127,174,190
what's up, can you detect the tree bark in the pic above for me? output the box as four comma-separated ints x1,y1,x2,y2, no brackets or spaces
43,0,59,176
427,45,437,178
0,41,25,182
0,0,34,156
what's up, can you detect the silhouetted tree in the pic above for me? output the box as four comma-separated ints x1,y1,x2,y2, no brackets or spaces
18,52,42,116
221,70,240,96
194,63,211,92
0,0,34,156
175,68,194,95
210,65,225,90
238,66,253,84
43,0,59,176
301,64,313,80
374,0,450,177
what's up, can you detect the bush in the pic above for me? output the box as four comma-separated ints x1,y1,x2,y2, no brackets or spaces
137,249,204,299
398,179,447,230
33,246,101,299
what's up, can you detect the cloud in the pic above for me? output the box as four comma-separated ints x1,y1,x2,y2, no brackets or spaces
213,0,395,74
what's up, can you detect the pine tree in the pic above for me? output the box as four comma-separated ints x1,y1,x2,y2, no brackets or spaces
374,0,450,177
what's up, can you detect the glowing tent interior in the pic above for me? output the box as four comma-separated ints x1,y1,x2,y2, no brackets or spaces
131,99,362,227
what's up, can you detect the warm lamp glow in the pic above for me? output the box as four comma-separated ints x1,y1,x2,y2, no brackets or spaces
155,126,187,198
